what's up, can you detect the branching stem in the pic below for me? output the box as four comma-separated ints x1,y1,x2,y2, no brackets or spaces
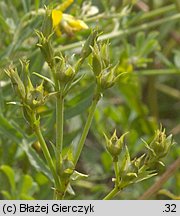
74,90,100,166
103,187,120,200
32,112,61,192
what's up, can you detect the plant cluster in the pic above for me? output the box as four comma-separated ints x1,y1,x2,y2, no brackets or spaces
0,0,179,200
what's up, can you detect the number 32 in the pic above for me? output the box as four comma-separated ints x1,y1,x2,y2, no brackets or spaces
164,204,176,212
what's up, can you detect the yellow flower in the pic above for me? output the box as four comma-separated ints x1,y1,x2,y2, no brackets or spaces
52,10,63,36
51,0,88,36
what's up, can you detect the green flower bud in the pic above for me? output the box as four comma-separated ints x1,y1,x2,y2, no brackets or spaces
74,58,83,73
81,28,99,59
63,66,75,82
26,79,45,108
41,7,53,37
90,41,111,76
55,54,76,85
123,172,138,182
148,127,174,159
98,69,114,89
104,130,127,161
119,152,147,187
132,154,145,170
55,53,66,72
92,54,102,76
100,42,110,68
97,64,120,90
5,66,26,99
36,31,54,68
60,159,74,180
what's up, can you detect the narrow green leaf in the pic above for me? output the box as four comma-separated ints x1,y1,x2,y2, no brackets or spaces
0,165,16,192
66,184,75,196
18,175,34,194
174,50,180,68
0,114,23,142
71,171,88,181
65,96,93,119
1,190,12,200
0,15,10,33
33,72,55,86
136,32,145,51
35,0,40,12
21,139,53,182
20,194,34,200
65,84,94,119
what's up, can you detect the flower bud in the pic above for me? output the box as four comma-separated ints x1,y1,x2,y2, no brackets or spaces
104,130,127,161
97,64,120,90
63,66,75,83
41,7,53,37
26,79,45,108
60,158,74,181
81,28,99,59
123,172,138,182
100,42,110,68
98,69,114,90
91,42,102,76
90,41,110,76
92,53,102,76
148,127,174,159
36,31,54,68
5,66,26,99
55,54,76,85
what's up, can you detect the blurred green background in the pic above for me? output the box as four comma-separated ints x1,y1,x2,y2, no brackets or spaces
0,0,180,199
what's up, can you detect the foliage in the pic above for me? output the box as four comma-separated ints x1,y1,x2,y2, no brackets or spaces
0,0,180,200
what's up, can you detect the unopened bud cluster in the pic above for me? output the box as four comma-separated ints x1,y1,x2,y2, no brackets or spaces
60,158,74,187
36,31,54,69
5,61,45,126
90,40,125,91
55,53,76,86
144,127,175,167
104,130,127,162
104,127,174,190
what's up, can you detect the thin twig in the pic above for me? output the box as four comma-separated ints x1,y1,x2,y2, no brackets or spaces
139,157,180,200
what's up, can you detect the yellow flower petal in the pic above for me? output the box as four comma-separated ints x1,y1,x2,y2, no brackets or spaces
55,28,62,37
63,14,88,31
51,1,88,37
52,10,63,28
75,20,89,30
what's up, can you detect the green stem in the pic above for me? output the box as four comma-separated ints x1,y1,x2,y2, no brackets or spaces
100,13,180,41
147,76,158,121
140,4,175,21
50,65,65,199
58,13,180,52
114,161,120,186
155,83,180,100
74,92,100,166
56,91,64,174
51,66,59,91
85,4,175,22
32,113,60,190
103,187,119,200
134,69,180,76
